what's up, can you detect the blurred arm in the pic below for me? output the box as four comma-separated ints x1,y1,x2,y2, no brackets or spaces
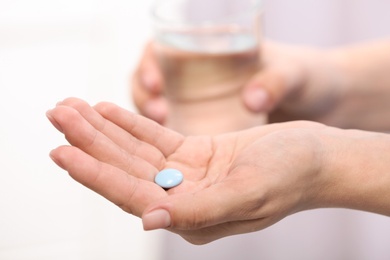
326,39,390,131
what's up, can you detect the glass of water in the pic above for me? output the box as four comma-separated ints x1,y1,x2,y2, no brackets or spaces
151,0,266,135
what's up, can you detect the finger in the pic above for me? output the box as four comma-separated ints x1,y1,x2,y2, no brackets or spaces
47,105,158,181
242,40,306,114
132,41,168,123
138,41,164,94
132,84,169,124
142,174,263,231
57,97,166,170
242,63,304,113
94,101,184,158
50,145,167,217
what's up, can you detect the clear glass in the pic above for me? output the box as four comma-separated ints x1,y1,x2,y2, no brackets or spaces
152,0,266,135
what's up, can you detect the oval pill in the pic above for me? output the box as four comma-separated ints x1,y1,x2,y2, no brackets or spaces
155,168,183,189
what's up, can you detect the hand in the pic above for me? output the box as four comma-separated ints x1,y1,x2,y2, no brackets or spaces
47,98,328,244
132,42,168,125
132,41,344,125
243,42,344,124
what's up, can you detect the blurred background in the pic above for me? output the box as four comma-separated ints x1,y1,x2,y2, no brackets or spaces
1,0,390,259
0,0,160,259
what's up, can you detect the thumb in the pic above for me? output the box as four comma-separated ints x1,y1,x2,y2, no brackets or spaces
142,183,250,231
242,63,304,113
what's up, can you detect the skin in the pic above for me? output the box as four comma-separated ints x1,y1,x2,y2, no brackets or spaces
132,39,390,131
48,98,390,245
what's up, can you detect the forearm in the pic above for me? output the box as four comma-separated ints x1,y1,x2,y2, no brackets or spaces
328,39,390,131
317,127,390,216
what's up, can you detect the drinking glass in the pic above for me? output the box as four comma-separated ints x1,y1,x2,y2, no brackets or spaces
151,0,266,135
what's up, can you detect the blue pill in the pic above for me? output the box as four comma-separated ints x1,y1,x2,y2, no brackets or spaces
155,168,183,189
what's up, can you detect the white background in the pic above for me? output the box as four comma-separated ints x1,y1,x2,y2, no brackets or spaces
0,0,162,259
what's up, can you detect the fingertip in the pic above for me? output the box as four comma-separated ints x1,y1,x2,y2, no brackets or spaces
49,147,65,170
243,85,270,112
141,72,159,92
46,109,63,133
143,98,168,124
139,58,163,94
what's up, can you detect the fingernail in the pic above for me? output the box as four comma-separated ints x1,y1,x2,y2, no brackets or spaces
142,209,171,230
244,88,269,112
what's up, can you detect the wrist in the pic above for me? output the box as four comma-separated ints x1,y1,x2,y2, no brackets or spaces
314,127,390,215
326,40,390,130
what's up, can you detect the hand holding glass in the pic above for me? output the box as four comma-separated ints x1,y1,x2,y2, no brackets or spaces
152,0,266,135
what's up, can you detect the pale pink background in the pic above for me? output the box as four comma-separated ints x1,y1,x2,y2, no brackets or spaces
159,1,390,259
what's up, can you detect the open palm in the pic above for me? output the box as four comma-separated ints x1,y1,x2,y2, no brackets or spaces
48,98,324,244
